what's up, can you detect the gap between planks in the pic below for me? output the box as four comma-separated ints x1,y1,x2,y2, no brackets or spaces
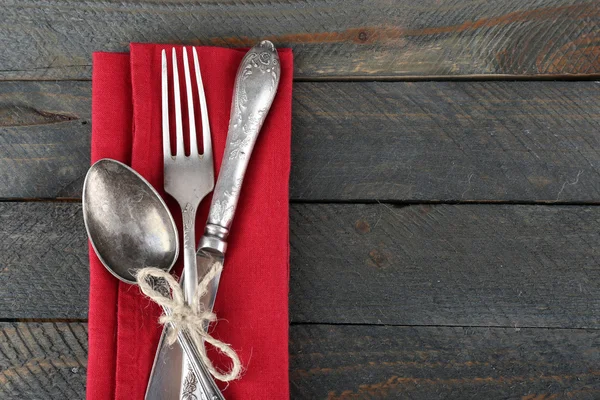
5,198,600,207
8,73,600,84
1,318,598,332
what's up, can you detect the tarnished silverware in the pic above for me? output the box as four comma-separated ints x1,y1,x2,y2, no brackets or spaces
82,158,213,394
146,40,281,400
147,46,220,400
162,46,214,306
196,39,281,328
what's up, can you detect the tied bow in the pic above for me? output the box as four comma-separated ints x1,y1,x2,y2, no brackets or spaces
136,261,242,382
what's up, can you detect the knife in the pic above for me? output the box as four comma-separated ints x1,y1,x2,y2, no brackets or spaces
145,40,281,400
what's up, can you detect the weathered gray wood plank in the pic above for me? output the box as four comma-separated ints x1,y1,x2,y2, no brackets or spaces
290,325,600,399
0,81,91,199
1,322,598,399
2,0,600,80
0,322,87,399
2,202,600,329
289,203,600,328
3,80,600,202
0,203,88,319
292,81,600,202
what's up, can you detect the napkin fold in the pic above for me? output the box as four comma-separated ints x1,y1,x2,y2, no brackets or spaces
88,44,293,400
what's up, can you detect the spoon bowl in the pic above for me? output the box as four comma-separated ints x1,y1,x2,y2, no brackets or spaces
82,158,178,283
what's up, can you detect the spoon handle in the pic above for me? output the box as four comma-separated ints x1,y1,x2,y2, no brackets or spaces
162,306,221,399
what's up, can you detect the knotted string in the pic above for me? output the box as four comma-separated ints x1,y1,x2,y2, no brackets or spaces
136,261,242,382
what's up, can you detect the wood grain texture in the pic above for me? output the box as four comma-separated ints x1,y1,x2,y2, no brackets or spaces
2,0,600,80
0,203,89,319
292,81,600,202
290,325,600,399
0,322,87,399
290,203,600,328
0,81,91,199
1,323,598,399
3,80,600,202
2,202,600,330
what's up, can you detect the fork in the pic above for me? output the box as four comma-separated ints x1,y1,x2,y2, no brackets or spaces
159,46,222,399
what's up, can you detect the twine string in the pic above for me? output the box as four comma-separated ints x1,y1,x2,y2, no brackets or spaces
136,262,242,382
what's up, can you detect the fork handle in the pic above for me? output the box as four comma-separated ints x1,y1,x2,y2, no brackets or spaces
180,207,224,399
181,203,198,303
161,305,220,399
200,41,281,252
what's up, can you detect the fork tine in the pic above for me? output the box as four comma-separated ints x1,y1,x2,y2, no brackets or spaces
183,47,199,157
172,48,184,157
193,47,212,159
161,50,170,159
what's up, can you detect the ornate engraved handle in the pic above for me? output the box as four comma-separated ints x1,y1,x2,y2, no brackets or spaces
200,40,280,253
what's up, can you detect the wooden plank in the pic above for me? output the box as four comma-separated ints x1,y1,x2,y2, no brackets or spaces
290,325,600,399
292,80,600,202
2,0,600,80
291,203,600,328
0,81,91,199
3,80,600,202
1,322,598,399
0,203,89,319
2,202,600,329
0,322,87,399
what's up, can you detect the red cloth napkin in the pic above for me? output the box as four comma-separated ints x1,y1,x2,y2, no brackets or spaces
88,44,293,400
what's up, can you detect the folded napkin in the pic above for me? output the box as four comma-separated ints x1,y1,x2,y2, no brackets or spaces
88,44,293,399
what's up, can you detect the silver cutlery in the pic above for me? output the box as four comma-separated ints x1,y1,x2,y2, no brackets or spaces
196,39,281,334
162,46,214,304
146,40,281,400
82,158,213,391
159,46,221,399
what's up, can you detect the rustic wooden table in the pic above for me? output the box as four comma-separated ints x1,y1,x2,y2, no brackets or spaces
2,1,600,399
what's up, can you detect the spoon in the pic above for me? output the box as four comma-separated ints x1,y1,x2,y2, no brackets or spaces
83,158,178,283
82,158,218,398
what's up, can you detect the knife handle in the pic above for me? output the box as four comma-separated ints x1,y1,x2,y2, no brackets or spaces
200,40,280,253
